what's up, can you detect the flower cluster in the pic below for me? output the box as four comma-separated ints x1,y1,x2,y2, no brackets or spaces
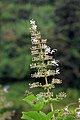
36,92,53,99
29,82,42,88
45,46,57,55
52,78,62,84
42,84,55,90
56,92,66,100
31,69,60,78
29,19,66,110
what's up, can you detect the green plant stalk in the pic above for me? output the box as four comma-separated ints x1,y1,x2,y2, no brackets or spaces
45,76,56,120
45,77,53,111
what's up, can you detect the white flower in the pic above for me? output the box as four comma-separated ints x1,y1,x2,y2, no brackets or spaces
30,19,35,24
45,46,51,54
52,78,62,84
32,24,37,30
45,46,57,55
51,59,59,66
31,37,38,43
50,49,57,54
56,68,60,74
44,44,47,49
30,20,37,30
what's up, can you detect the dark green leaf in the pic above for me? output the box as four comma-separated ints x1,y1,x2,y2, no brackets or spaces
22,111,47,120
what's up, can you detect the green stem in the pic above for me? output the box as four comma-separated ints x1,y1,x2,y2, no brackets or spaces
50,103,53,112
45,77,48,84
45,77,54,112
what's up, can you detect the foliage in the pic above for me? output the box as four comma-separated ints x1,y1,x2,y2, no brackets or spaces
22,111,54,120
2,81,79,119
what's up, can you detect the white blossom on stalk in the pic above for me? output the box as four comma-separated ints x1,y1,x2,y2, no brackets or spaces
31,37,38,43
43,44,47,49
51,59,59,66
45,45,57,55
32,25,37,30
52,78,62,84
45,46,51,54
30,19,37,30
56,68,60,74
50,49,57,54
30,19,35,24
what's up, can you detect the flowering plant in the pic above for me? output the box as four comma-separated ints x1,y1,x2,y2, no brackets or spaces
22,20,80,120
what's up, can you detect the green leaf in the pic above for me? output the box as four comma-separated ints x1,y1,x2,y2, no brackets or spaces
23,94,36,107
46,111,54,120
39,111,46,119
22,111,47,120
34,97,45,111
23,95,45,111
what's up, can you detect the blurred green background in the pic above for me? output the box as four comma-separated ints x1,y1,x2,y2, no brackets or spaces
0,0,80,88
0,0,80,119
